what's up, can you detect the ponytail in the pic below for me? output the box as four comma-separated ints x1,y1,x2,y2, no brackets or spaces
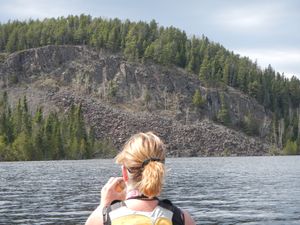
138,161,165,198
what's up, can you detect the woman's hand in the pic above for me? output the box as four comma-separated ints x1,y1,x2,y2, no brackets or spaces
100,177,126,207
85,177,126,225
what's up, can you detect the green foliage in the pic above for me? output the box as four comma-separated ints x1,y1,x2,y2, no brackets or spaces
0,135,8,160
93,139,117,158
0,53,8,63
192,89,205,108
11,131,32,161
8,74,19,85
221,148,231,157
297,137,300,155
240,114,260,136
143,89,151,109
199,55,211,81
268,145,282,156
107,80,118,99
248,81,261,99
283,140,298,155
217,94,231,125
0,93,116,161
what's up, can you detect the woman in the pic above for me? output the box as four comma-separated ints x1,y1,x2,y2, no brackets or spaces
85,132,196,225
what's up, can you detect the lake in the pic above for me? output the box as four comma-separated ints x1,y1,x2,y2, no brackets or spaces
0,156,300,224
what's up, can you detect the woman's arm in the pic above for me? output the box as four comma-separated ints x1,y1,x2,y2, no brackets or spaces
85,177,126,225
184,210,196,225
85,205,103,225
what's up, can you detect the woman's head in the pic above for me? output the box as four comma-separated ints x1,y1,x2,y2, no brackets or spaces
115,132,166,198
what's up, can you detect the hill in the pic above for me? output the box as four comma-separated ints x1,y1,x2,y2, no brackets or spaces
0,45,272,157
1,15,300,157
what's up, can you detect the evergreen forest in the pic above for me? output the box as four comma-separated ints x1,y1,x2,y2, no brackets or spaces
0,92,115,161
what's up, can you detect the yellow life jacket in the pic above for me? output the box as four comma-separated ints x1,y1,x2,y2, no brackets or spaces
103,199,184,225
110,204,173,225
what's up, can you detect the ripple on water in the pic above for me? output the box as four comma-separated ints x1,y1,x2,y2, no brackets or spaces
1,157,300,225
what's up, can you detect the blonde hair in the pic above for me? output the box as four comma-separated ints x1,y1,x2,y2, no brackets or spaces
115,132,166,198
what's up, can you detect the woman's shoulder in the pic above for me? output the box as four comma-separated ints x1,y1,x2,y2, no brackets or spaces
183,210,196,225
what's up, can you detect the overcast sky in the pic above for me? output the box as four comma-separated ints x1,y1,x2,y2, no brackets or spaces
0,0,299,78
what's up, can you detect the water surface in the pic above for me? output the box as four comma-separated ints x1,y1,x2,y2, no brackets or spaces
0,156,300,224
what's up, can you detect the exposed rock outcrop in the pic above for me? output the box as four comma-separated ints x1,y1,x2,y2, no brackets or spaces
0,45,273,156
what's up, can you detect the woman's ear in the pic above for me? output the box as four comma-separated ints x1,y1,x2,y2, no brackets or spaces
122,165,129,182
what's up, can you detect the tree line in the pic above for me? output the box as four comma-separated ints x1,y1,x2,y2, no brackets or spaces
0,92,115,161
0,15,299,153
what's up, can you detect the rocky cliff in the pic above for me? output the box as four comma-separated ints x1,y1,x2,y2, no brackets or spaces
0,45,273,156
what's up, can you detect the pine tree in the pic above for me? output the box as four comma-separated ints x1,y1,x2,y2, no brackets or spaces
283,139,297,155
0,135,8,160
217,93,231,125
124,25,140,61
5,29,18,52
192,89,205,108
22,96,31,134
11,131,32,161
199,55,210,81
0,92,13,143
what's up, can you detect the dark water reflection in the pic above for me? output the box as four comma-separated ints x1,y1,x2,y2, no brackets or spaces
1,156,300,224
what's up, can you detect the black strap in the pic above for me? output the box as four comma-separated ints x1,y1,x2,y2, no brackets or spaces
158,199,185,225
103,200,125,225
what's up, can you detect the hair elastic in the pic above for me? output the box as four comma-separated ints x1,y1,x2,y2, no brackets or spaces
141,158,164,168
126,158,165,173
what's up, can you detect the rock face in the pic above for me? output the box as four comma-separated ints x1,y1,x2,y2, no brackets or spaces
0,45,273,156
